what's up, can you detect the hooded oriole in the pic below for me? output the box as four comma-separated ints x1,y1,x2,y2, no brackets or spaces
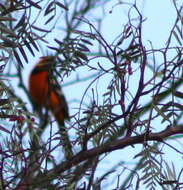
29,56,73,159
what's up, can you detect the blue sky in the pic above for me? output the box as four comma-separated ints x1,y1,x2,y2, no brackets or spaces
6,0,183,189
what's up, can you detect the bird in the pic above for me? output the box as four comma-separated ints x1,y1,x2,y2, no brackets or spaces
28,56,73,159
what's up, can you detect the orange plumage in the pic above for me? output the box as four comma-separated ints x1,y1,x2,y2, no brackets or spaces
29,56,73,159
28,56,69,125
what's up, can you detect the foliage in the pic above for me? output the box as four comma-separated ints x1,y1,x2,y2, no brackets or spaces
0,0,183,189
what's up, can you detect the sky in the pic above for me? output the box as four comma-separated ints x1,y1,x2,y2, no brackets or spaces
4,0,183,189
99,1,183,189
81,1,183,189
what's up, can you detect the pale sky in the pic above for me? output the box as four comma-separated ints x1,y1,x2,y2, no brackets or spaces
6,0,183,189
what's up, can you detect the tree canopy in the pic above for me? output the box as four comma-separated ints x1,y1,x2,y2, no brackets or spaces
0,0,183,189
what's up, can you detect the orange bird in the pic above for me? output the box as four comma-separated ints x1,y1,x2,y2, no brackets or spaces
29,56,73,159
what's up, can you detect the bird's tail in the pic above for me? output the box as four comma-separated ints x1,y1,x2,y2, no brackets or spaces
54,111,73,160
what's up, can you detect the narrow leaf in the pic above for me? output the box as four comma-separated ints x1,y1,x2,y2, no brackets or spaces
44,2,54,16
0,16,16,21
45,15,55,25
26,0,41,9
0,23,17,37
153,105,170,123
18,46,28,63
47,46,60,52
24,40,35,56
74,51,88,61
173,91,183,99
0,125,11,134
55,1,68,11
0,35,17,47
14,13,26,30
13,50,23,67
77,43,90,52
173,31,182,45
81,39,93,46
32,25,50,33
27,34,39,51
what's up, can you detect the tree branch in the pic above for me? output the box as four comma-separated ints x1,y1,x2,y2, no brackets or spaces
32,125,183,188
